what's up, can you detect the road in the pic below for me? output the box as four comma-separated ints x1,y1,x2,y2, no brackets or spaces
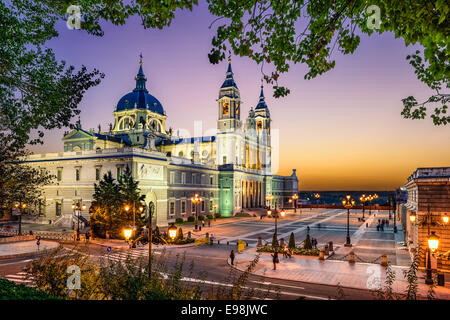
0,241,375,300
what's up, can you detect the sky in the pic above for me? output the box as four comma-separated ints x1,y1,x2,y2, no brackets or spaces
28,2,450,191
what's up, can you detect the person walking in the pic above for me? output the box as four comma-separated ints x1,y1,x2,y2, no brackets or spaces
229,250,235,266
271,250,279,270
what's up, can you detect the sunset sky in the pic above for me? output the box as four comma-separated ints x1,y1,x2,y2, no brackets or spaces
29,2,450,191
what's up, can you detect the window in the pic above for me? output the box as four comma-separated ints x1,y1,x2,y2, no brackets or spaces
192,174,196,184
170,171,175,184
75,168,80,181
169,201,175,216
191,202,196,213
95,168,101,181
210,175,214,185
201,200,205,212
57,168,62,181
223,156,227,164
181,201,186,214
223,102,229,114
210,201,213,211
117,167,122,180
179,151,184,157
181,172,186,184
55,202,62,216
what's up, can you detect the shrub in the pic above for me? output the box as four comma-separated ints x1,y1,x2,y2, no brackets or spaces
187,216,195,222
214,212,221,219
176,227,183,240
288,232,295,250
304,234,312,250
272,233,279,248
175,218,184,224
0,278,59,300
198,215,205,221
207,214,214,219
256,245,319,256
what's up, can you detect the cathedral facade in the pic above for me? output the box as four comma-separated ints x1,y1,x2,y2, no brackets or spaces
25,58,298,228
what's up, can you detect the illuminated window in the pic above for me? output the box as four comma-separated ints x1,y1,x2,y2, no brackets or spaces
257,121,263,129
223,103,229,114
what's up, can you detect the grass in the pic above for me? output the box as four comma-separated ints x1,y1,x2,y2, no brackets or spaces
0,278,59,300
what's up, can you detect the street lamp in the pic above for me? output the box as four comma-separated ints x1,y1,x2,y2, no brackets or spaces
409,212,417,223
443,214,449,224
191,193,203,231
267,207,284,248
342,195,355,247
72,201,86,241
280,209,286,217
124,228,133,241
14,203,26,235
314,193,320,205
292,194,298,213
168,224,177,240
360,194,367,219
266,194,274,209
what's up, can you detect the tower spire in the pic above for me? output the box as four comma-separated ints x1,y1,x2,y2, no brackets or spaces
134,53,148,92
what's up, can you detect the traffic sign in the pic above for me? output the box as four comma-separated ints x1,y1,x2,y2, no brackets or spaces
106,246,112,253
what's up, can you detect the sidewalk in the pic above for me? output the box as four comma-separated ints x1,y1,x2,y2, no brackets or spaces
0,240,59,260
231,248,450,299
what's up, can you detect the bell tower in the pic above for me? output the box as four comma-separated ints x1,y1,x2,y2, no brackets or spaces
216,59,243,166
217,59,242,132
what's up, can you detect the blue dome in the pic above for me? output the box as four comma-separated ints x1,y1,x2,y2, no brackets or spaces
115,62,165,115
116,90,165,114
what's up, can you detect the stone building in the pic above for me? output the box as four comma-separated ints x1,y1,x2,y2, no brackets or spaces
24,57,298,228
403,167,450,271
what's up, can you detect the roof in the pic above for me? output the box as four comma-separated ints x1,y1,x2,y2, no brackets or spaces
115,60,165,115
220,61,238,89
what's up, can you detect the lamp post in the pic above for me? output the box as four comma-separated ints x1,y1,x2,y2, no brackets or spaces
367,195,373,214
191,193,202,231
14,203,27,235
124,201,137,242
292,194,298,213
72,201,86,241
147,202,155,277
266,194,274,209
342,195,355,247
314,193,320,205
168,223,177,241
360,194,367,219
267,207,285,247
393,197,397,233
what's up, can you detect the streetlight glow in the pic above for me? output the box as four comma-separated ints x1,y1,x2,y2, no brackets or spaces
168,224,177,240
409,213,416,223
280,209,286,217
443,215,449,224
427,232,439,252
124,228,132,240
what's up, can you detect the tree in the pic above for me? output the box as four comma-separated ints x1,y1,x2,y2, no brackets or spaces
89,167,146,238
0,0,104,150
288,232,296,250
176,227,184,241
31,1,448,126
271,233,278,248
303,233,312,250
0,133,54,218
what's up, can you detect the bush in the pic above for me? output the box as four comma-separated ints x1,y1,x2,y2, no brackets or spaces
272,233,279,248
288,232,295,250
214,212,221,219
176,227,183,240
198,215,205,221
235,212,252,217
207,214,214,219
304,234,312,250
0,278,59,300
175,218,184,224
187,216,195,222
256,245,319,256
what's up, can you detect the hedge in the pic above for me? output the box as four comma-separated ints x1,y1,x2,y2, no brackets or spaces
0,278,59,300
256,245,319,256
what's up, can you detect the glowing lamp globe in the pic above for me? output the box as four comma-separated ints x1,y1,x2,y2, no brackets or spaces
123,228,132,240
168,224,177,240
280,210,286,217
427,232,439,252
409,213,416,223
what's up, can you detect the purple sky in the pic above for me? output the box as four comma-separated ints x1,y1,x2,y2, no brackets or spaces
29,2,450,190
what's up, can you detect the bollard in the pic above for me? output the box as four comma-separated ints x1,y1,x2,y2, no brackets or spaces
206,232,209,238
348,251,355,264
328,241,333,252
227,241,229,245
199,226,202,231
187,231,191,239
257,237,263,247
319,249,325,260
218,240,220,245
324,244,329,255
381,254,388,267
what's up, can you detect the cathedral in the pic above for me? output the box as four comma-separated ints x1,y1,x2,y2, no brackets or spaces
25,57,298,228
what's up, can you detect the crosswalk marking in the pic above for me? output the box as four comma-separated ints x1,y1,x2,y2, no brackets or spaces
2,272,35,286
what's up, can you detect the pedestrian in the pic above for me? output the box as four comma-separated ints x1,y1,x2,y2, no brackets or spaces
85,232,89,243
376,224,380,231
282,244,288,259
208,220,211,227
381,224,384,232
307,226,310,233
202,220,205,228
271,250,279,270
229,250,235,266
